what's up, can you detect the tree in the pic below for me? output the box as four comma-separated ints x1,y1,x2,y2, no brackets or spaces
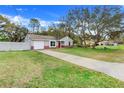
47,24,61,39
34,26,46,35
0,15,28,42
47,22,76,42
88,6,124,47
8,26,28,42
59,11,75,40
59,8,92,47
60,6,124,48
0,15,11,41
3,23,28,42
29,18,40,32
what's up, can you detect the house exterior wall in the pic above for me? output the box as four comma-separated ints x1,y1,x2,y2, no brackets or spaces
25,34,73,49
30,40,59,49
0,42,31,51
49,40,57,48
44,40,58,49
60,36,73,47
64,40,73,46
44,40,49,49
31,41,44,49
56,41,59,48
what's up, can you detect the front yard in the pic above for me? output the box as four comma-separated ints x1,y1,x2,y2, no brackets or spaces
0,51,124,87
54,45,124,63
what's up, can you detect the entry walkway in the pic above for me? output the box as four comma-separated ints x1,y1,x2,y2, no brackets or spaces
39,50,124,82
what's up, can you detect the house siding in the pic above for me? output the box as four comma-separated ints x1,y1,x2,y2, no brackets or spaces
24,34,73,49
44,40,49,46
49,40,58,48
56,41,59,48
60,36,73,47
44,40,49,49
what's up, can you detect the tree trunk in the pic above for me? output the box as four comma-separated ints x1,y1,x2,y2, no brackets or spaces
83,36,87,48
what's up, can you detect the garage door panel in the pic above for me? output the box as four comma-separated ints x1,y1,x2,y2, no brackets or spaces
33,41,44,49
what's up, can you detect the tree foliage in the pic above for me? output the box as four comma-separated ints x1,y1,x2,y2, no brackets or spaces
0,15,28,42
57,6,124,48
29,18,40,32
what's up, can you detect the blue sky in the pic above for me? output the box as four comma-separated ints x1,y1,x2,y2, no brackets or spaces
0,5,88,21
0,5,122,29
0,5,87,28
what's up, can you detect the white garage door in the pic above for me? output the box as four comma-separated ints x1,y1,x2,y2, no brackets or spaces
33,41,44,49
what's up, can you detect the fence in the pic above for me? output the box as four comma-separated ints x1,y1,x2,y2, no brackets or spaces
0,42,31,51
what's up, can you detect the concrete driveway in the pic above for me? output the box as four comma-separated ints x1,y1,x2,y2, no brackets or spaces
38,50,124,82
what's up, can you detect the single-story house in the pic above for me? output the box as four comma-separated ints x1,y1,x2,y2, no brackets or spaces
98,41,118,46
25,34,73,49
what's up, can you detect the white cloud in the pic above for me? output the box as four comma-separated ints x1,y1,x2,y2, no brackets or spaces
16,8,28,11
0,13,60,30
0,14,29,27
16,8,23,11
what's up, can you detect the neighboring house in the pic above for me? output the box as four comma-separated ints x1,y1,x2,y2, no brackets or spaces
98,31,124,46
25,34,73,49
98,41,118,46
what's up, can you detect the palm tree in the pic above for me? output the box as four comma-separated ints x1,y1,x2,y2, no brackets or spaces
29,18,40,32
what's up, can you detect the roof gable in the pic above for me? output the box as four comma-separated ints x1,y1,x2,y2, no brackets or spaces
60,36,73,41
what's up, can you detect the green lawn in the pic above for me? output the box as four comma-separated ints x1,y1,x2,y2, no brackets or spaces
54,45,124,63
96,45,124,50
0,51,124,88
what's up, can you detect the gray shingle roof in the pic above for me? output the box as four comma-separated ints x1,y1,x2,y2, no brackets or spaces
28,34,56,41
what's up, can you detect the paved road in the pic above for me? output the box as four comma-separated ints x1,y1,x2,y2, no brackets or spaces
38,50,124,82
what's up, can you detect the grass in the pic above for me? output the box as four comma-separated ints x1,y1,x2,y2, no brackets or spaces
96,45,124,50
0,51,124,88
53,45,124,63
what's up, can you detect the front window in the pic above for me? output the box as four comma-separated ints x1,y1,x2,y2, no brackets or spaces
50,41,56,47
